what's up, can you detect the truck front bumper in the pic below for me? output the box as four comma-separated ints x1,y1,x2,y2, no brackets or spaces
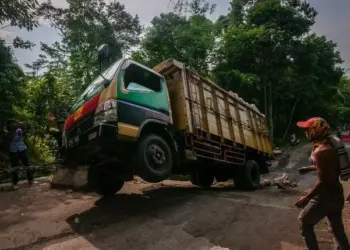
62,123,121,164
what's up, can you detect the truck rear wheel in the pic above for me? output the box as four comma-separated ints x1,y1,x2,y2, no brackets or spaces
137,134,173,183
190,171,214,187
88,167,124,196
234,160,260,190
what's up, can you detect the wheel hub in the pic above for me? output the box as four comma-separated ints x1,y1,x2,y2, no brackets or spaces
148,145,166,165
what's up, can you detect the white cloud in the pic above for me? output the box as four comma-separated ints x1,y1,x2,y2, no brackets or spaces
38,0,68,8
38,17,52,26
0,29,16,42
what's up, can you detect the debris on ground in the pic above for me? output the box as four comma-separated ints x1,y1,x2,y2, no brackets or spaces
74,217,80,224
209,247,230,250
273,147,282,155
260,173,298,190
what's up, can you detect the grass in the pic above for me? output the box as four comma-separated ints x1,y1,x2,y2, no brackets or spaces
0,137,56,183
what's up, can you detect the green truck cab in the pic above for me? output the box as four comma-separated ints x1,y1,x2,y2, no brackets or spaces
60,44,273,196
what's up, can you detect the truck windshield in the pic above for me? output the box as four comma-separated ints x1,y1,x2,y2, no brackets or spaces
78,59,122,101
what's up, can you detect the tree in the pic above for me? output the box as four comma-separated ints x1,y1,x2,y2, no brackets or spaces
0,0,39,30
216,0,251,29
171,0,216,16
38,0,141,90
132,0,216,75
213,0,342,142
0,0,39,49
334,76,350,124
0,41,26,127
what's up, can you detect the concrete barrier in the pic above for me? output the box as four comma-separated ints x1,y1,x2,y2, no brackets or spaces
51,165,90,190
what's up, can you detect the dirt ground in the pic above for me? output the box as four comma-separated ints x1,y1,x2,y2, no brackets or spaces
0,144,349,250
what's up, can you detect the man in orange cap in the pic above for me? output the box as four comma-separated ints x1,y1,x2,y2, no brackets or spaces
296,117,350,250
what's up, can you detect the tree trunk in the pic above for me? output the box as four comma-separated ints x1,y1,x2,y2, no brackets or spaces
268,81,274,145
264,84,268,126
282,97,300,142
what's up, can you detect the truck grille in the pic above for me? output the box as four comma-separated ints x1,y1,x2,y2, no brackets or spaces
67,114,94,139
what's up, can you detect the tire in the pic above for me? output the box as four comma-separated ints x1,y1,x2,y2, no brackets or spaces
190,170,214,187
88,167,124,196
259,161,270,174
136,134,173,183
234,160,260,190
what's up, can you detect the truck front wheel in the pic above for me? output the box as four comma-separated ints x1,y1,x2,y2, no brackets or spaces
234,160,260,190
137,134,173,183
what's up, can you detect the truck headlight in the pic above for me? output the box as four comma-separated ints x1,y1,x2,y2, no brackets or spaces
94,100,118,126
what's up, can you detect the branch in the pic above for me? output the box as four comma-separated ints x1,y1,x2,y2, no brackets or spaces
49,20,68,38
0,23,11,30
282,96,300,142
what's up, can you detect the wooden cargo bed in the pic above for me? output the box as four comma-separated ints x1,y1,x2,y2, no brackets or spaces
154,59,273,165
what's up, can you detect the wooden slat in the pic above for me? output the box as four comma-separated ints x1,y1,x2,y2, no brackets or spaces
211,87,224,141
223,95,235,142
196,76,209,134
233,100,245,145
247,110,259,150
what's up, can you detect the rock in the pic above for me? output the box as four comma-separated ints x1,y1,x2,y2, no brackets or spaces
210,247,230,250
74,217,80,224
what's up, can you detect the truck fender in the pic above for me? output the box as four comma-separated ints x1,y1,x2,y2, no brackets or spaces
137,119,178,153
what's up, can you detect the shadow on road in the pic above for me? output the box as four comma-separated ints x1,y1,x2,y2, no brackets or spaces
65,184,252,234
66,185,202,234
63,183,307,250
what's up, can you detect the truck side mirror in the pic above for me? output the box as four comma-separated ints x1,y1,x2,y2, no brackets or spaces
98,44,109,74
98,44,109,63
97,44,110,88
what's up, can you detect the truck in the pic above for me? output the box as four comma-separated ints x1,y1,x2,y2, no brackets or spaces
58,44,273,196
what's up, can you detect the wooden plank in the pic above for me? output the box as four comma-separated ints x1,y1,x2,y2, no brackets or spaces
182,69,194,133
247,110,259,150
196,75,209,134
211,87,224,141
223,94,235,142
233,99,246,145
253,113,264,152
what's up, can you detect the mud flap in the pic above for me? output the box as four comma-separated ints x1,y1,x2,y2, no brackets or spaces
51,165,90,191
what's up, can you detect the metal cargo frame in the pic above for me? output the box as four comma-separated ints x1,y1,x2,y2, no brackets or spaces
153,59,273,165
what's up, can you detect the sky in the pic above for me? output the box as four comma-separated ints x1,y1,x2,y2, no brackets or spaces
1,0,350,72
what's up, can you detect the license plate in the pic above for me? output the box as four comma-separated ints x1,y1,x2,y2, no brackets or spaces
88,132,97,141
68,136,79,147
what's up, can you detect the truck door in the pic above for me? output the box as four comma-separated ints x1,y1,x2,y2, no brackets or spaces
117,61,172,130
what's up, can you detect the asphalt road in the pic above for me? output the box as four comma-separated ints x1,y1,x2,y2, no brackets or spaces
0,143,349,250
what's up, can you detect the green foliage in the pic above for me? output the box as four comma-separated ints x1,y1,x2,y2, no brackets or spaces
13,37,36,50
1,0,350,173
38,0,141,90
132,1,215,75
171,0,216,16
0,0,39,30
0,41,25,127
213,0,344,141
0,0,39,51
2,0,142,169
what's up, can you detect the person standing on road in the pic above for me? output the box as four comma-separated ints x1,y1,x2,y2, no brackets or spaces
296,117,350,250
5,119,33,190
